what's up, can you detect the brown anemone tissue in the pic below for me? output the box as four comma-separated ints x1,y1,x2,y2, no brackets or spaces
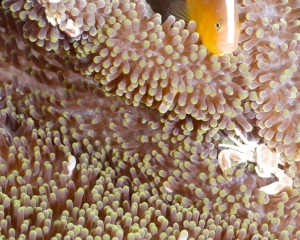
1,0,300,239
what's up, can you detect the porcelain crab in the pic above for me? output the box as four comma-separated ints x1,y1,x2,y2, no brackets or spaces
218,128,293,195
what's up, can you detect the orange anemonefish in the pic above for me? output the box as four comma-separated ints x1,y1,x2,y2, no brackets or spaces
168,0,240,56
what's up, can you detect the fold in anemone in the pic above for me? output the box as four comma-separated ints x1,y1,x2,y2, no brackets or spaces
0,0,300,239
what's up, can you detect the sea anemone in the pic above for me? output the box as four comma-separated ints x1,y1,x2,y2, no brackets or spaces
1,0,300,238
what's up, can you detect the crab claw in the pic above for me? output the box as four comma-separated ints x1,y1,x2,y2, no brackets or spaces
62,155,76,177
218,150,232,175
63,19,81,38
259,169,293,195
218,149,250,175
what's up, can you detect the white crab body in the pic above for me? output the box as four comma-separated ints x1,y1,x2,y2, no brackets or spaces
218,128,293,195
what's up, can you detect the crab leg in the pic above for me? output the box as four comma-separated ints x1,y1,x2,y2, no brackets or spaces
233,128,258,150
219,143,254,154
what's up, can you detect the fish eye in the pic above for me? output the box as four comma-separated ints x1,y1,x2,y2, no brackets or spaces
215,21,221,30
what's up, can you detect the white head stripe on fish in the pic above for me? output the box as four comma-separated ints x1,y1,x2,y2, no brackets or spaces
225,0,235,45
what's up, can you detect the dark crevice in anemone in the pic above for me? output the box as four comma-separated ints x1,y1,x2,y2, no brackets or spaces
4,113,19,133
74,53,97,72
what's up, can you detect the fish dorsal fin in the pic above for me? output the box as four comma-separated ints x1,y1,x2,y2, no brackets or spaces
167,0,191,23
143,0,155,18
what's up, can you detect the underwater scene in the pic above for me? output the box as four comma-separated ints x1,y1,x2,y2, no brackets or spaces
0,0,300,239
